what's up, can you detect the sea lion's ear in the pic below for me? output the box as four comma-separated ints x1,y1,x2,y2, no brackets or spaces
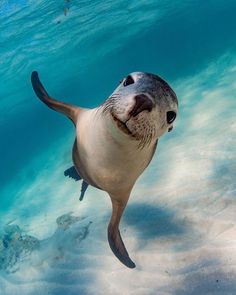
31,71,81,126
108,196,136,268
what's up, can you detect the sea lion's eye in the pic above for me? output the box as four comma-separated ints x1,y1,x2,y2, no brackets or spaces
123,75,134,86
166,111,176,124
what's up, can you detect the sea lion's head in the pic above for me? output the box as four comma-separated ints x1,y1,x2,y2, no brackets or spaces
102,72,178,147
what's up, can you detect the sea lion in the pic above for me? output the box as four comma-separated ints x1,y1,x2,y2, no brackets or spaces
31,71,178,268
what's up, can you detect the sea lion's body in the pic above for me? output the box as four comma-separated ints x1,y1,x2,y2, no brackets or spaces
31,71,178,268
74,108,156,194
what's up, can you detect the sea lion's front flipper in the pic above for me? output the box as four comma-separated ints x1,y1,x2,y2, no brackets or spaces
31,71,80,125
64,166,81,181
108,197,136,269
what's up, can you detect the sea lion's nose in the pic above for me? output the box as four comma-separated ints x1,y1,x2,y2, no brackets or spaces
129,94,153,117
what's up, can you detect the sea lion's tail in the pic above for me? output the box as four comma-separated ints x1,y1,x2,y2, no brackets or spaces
31,71,80,125
108,197,136,269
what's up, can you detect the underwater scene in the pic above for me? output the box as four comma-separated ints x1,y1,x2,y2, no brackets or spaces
1,0,236,294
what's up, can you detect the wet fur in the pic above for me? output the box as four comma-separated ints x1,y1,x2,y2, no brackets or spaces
31,71,178,268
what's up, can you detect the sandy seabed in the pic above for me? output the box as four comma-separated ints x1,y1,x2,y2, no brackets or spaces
1,54,236,295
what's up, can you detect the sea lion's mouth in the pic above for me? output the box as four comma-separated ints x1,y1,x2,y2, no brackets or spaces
111,113,156,146
111,113,133,136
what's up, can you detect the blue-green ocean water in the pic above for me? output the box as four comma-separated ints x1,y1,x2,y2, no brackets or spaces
1,1,236,294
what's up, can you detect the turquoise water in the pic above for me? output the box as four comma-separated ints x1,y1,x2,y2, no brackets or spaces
1,1,236,294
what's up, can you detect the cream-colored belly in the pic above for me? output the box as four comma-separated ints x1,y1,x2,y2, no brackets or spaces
75,109,155,195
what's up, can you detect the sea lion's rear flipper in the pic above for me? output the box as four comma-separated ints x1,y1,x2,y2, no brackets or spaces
79,181,89,201
31,71,80,125
108,197,136,269
64,166,81,181
64,167,89,201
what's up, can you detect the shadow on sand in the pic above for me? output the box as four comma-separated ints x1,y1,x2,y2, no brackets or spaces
123,202,188,249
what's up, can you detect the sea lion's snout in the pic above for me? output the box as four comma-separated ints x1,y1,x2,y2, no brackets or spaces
129,94,153,117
